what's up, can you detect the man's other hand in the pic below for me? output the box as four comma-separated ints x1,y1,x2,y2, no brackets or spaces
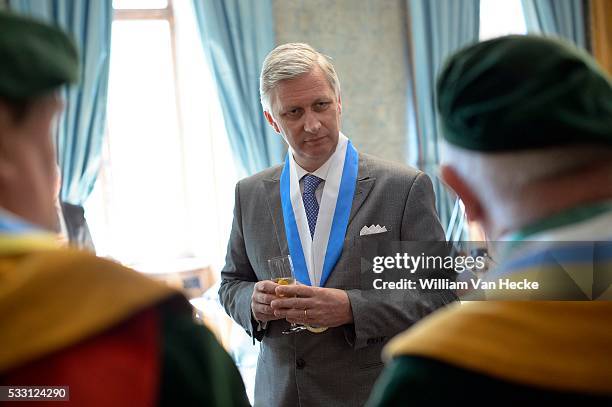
270,285,354,327
251,280,284,323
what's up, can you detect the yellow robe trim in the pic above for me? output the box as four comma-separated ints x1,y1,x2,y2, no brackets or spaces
384,301,612,395
0,234,178,373
0,234,63,254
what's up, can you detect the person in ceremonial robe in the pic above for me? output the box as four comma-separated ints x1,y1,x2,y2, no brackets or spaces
0,11,249,407
367,35,612,406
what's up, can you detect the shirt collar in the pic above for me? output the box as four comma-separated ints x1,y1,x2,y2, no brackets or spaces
502,200,612,242
0,207,43,234
492,200,612,268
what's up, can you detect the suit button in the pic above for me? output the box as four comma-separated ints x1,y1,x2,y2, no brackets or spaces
296,358,306,369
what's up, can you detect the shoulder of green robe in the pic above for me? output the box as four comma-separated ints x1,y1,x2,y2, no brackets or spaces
157,297,250,407
366,355,612,406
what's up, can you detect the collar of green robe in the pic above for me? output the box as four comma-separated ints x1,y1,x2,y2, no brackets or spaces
0,10,79,100
436,35,612,152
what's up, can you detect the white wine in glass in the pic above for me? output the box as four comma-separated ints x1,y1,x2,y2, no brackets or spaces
272,277,295,286
267,255,306,334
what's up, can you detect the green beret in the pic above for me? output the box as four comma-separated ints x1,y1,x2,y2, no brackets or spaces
0,11,79,100
437,35,612,152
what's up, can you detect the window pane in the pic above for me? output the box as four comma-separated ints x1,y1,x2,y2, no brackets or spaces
480,0,527,40
105,19,188,265
112,0,168,9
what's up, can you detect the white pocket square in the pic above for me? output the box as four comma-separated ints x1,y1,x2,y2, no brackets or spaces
359,224,388,236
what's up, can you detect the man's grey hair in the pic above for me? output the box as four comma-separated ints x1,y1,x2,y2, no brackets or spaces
442,142,612,220
260,43,340,112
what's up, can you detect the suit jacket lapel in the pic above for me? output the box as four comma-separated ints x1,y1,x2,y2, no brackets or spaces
348,154,375,226
263,172,288,255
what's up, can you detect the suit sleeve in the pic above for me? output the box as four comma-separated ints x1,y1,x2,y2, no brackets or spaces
345,172,457,349
218,181,264,341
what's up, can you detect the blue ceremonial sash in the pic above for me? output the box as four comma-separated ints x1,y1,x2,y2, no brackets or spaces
0,211,41,234
280,142,359,286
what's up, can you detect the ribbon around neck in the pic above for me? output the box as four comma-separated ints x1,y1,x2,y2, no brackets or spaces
280,137,358,287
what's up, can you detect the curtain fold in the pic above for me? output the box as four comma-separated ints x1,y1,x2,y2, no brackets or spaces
521,0,586,48
8,0,112,206
192,0,284,177
590,0,612,75
406,0,480,238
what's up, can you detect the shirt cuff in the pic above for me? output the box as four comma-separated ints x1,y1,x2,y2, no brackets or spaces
252,307,268,331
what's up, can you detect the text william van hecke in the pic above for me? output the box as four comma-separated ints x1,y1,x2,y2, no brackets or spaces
373,278,539,290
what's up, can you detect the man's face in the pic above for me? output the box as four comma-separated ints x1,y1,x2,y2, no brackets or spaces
265,66,341,172
0,95,62,230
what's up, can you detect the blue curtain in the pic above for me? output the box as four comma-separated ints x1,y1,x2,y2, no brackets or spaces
192,0,284,177
406,0,480,239
8,0,112,206
521,0,586,48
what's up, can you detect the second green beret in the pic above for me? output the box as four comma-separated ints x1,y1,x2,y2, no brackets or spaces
436,35,612,152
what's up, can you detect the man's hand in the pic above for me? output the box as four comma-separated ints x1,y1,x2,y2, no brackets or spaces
270,285,354,327
251,280,285,323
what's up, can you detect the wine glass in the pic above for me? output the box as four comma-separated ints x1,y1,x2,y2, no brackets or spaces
268,255,306,334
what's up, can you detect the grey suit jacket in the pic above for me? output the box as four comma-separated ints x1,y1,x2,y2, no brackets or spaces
219,153,454,407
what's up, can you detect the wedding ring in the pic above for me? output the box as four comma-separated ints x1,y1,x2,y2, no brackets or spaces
304,308,308,322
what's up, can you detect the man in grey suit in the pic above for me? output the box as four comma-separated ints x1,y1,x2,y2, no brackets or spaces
220,43,454,407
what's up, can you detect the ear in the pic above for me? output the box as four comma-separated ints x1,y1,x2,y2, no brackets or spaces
440,165,483,223
264,110,281,134
337,94,342,116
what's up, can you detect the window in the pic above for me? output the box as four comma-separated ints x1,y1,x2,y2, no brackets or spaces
479,0,527,40
86,0,237,274
112,0,168,9
84,2,255,401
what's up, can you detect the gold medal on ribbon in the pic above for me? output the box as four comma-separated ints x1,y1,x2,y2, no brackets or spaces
305,325,328,333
